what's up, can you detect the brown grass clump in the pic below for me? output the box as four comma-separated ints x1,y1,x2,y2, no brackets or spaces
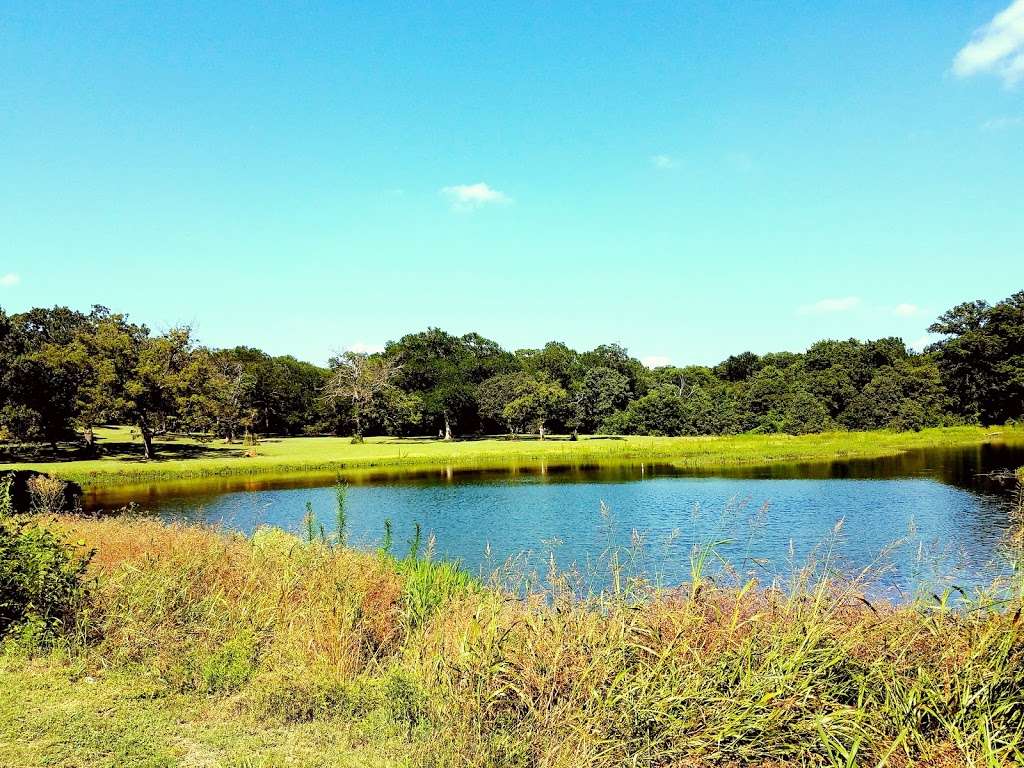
53,516,406,688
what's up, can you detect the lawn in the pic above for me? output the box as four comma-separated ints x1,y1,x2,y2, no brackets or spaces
0,658,410,768
1,424,1017,488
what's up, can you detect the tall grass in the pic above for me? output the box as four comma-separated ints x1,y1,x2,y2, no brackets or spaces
7,486,1024,767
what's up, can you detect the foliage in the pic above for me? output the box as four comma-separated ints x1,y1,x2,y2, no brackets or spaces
601,389,689,436
386,328,514,439
0,475,12,519
0,513,92,642
569,366,631,433
928,291,1024,425
2,290,1023,448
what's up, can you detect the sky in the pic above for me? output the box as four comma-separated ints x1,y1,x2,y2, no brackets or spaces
1,1,1022,368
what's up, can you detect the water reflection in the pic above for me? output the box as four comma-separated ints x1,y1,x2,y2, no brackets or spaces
85,440,1024,510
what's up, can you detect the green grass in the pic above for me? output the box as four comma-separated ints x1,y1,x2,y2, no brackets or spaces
0,656,412,768
2,424,1017,489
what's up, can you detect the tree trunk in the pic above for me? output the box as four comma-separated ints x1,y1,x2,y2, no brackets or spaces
351,402,364,443
138,419,155,460
443,412,453,441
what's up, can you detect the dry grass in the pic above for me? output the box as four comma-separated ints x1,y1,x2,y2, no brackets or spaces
71,516,408,685
3,512,1023,767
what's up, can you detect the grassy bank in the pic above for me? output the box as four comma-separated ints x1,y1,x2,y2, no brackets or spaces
3,510,1024,767
2,424,1016,488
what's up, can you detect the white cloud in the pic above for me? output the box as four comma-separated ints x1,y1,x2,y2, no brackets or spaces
982,115,1024,130
0,273,20,287
347,341,385,354
952,0,1024,86
650,154,676,170
441,182,511,211
894,303,920,317
799,296,861,315
642,355,672,369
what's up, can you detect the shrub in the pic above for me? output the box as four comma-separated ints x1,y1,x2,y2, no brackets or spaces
0,474,13,518
0,515,93,641
27,474,72,515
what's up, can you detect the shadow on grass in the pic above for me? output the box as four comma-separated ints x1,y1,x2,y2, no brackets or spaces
0,437,243,464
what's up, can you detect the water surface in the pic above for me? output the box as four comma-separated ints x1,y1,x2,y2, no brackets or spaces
86,440,1024,598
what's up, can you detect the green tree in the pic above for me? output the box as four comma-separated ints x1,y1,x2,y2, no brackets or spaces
516,342,577,387
780,390,832,435
0,307,91,449
844,357,950,431
568,366,630,435
77,310,195,459
578,344,646,397
476,372,539,435
929,292,1024,425
388,329,510,439
602,389,688,436
715,351,761,382
502,378,567,439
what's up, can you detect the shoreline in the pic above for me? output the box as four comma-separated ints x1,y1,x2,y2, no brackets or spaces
2,425,1016,490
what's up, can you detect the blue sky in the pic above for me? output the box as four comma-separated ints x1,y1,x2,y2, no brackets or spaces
1,2,1022,367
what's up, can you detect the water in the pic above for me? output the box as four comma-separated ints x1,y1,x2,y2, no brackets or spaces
86,441,1024,599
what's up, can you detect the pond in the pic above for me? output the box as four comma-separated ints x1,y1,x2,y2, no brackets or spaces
85,440,1024,599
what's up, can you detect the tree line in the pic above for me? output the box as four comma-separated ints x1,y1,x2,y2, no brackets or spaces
1,292,1022,456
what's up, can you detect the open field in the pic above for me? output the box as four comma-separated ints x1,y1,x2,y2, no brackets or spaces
2,511,1023,767
2,424,1018,488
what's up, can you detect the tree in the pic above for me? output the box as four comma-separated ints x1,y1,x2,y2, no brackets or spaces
780,390,832,435
928,292,1024,425
77,310,195,459
502,379,567,438
189,352,256,442
387,329,507,439
579,344,646,397
476,372,538,435
0,307,91,449
322,351,401,442
743,365,791,431
517,342,577,387
568,366,630,435
678,385,743,435
715,351,761,382
601,389,688,436
363,387,423,436
844,358,950,431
